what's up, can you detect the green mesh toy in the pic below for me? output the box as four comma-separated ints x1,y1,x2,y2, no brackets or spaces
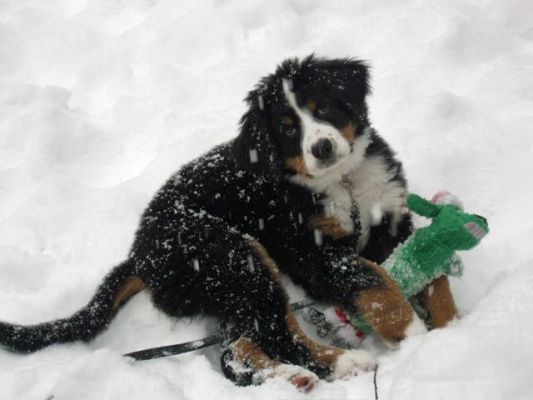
345,191,489,336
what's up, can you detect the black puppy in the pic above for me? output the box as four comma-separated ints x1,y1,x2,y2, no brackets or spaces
0,55,426,392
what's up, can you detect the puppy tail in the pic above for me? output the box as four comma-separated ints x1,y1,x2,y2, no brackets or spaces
0,260,145,353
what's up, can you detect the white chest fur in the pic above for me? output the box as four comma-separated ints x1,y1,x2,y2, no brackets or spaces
288,127,407,251
322,156,407,251
348,156,407,250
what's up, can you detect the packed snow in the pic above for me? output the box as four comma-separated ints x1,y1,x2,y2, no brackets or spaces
1,0,532,399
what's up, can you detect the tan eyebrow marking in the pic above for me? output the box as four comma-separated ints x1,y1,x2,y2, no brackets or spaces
281,116,294,126
306,99,317,112
340,123,357,144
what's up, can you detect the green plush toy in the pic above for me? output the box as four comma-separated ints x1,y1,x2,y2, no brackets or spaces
346,191,489,335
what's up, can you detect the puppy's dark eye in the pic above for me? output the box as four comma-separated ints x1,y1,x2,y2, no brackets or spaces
316,104,330,117
284,127,297,137
306,99,317,112
280,116,297,137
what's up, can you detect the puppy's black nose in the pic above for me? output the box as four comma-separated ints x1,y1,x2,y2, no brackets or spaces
311,138,333,160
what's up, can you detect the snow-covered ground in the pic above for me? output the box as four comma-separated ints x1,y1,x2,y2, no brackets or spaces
1,0,532,399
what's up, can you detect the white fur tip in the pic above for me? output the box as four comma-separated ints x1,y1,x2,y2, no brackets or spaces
329,350,376,381
371,203,384,225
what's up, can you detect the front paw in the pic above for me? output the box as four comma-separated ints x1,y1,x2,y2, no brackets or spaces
328,349,376,381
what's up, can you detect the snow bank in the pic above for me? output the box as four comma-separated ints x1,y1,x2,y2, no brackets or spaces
0,0,532,399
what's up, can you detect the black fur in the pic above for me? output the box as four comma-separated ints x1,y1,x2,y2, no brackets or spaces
0,55,412,383
0,260,135,352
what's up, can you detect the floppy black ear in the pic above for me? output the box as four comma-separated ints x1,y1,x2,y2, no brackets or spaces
233,91,282,179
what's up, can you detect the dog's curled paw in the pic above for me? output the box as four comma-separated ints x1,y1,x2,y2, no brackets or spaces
255,364,319,392
328,349,376,381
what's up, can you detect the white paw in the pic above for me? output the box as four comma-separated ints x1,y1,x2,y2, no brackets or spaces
329,349,376,381
254,364,319,392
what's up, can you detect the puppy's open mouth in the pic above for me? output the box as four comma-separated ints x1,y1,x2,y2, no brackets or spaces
464,222,486,240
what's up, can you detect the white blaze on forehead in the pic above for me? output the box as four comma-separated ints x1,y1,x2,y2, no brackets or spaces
282,79,352,177
282,79,314,124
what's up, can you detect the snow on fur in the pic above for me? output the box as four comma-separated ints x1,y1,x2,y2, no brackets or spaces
0,1,532,399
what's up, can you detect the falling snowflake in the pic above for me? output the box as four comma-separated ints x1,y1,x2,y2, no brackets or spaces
249,149,258,163
314,229,323,246
192,258,200,272
247,254,255,272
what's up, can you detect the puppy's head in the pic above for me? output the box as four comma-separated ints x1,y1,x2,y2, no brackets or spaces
234,55,371,182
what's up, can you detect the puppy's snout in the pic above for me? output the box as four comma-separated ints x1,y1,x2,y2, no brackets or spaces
311,138,334,160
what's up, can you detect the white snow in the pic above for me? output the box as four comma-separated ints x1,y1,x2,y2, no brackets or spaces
1,0,533,399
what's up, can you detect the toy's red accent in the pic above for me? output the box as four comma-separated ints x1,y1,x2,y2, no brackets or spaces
334,308,349,323
335,308,366,338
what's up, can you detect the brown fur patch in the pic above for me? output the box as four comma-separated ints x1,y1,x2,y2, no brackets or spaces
112,276,145,312
231,336,280,370
247,239,283,284
285,307,343,367
285,155,311,177
247,239,343,368
417,276,457,328
307,215,351,239
306,99,317,112
340,123,357,144
355,258,415,343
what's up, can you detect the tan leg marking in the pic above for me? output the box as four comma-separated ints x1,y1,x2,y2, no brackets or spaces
247,240,283,284
231,336,318,391
231,336,280,370
112,276,145,312
248,239,342,367
286,308,343,367
247,240,376,379
417,276,457,329
356,258,415,343
307,215,351,239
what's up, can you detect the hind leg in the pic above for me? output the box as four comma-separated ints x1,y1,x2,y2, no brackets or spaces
137,221,375,387
222,306,375,388
222,336,318,392
416,276,457,328
218,240,375,385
